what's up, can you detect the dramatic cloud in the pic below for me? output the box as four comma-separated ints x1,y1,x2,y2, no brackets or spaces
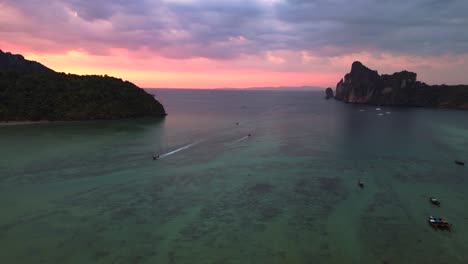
1,0,467,87
276,0,468,56
0,0,271,58
2,0,467,59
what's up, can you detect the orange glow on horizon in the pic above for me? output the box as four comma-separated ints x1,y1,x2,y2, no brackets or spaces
3,43,468,89
2,0,468,90
17,48,339,89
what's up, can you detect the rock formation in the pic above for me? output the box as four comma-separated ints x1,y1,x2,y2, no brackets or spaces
335,61,468,109
325,87,334,99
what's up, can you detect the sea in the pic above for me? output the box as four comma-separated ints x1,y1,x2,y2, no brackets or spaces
0,89,468,263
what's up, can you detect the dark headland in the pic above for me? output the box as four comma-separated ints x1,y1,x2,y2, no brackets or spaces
334,61,468,110
0,49,166,122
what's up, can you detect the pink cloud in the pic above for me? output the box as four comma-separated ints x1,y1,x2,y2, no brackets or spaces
1,0,468,88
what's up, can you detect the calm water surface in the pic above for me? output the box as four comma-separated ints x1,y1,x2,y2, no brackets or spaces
1,89,468,263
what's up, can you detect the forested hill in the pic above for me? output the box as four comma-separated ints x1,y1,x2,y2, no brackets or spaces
0,50,167,121
0,49,52,73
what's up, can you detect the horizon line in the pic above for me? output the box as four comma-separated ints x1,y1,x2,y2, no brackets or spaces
143,86,328,90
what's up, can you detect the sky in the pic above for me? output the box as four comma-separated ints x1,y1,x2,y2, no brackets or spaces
1,0,468,88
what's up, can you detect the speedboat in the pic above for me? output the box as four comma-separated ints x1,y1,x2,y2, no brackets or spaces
429,197,440,206
455,160,465,166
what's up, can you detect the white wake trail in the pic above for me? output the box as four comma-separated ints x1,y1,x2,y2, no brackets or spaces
158,141,201,159
235,136,249,143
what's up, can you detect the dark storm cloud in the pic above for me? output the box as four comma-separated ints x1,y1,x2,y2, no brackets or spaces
275,0,468,55
1,0,467,59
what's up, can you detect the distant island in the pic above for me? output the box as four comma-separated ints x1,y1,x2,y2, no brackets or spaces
334,61,468,109
0,49,166,122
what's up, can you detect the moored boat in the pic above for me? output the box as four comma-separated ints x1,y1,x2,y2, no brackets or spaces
428,216,451,230
358,180,364,188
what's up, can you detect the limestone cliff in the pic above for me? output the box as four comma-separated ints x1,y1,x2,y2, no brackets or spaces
335,62,468,109
325,87,334,99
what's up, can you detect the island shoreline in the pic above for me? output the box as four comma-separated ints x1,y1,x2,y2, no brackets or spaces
0,121,52,126
0,116,168,127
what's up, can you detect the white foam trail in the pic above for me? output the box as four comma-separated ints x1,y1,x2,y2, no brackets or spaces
158,141,201,159
235,136,249,142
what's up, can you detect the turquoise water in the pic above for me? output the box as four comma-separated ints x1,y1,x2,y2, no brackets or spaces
1,89,468,263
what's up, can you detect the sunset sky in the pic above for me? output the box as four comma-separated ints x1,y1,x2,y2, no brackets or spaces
1,0,468,88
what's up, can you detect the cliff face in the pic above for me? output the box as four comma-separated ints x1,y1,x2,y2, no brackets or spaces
335,61,468,109
0,50,167,121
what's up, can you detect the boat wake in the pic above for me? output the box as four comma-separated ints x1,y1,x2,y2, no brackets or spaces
158,141,201,159
235,136,249,143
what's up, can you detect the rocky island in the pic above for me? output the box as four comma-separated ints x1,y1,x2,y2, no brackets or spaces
0,49,166,122
335,61,468,109
325,87,334,99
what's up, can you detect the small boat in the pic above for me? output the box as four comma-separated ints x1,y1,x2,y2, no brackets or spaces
152,155,160,160
376,108,381,111
455,160,465,166
358,180,364,188
429,197,440,206
428,216,451,230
